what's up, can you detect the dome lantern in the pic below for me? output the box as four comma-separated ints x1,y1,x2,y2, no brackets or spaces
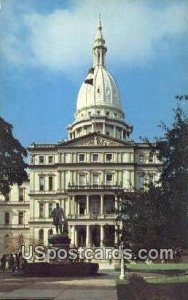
92,15,107,67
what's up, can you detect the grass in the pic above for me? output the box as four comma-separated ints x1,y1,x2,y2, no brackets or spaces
126,262,188,271
116,265,188,300
145,274,188,284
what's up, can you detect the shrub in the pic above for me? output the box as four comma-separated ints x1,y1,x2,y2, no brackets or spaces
127,272,145,284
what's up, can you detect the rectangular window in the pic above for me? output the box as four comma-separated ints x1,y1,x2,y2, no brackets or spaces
5,212,10,225
39,203,44,218
48,176,53,191
106,153,112,162
149,152,153,162
39,176,45,191
79,154,85,162
19,188,24,201
79,202,86,215
39,156,44,164
93,174,99,185
31,155,35,164
49,203,53,217
92,153,98,162
79,174,86,186
139,174,145,189
106,174,113,184
48,156,53,163
106,200,115,214
139,154,144,163
18,212,24,225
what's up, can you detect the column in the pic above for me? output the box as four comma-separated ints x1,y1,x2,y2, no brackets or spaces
44,202,48,219
71,225,75,246
102,122,105,134
86,225,90,247
113,125,116,138
75,226,78,247
100,225,104,247
121,129,124,140
72,195,75,215
68,197,71,216
115,225,119,245
43,229,48,247
100,194,104,215
61,171,64,191
58,171,61,191
86,195,89,214
74,197,77,215
115,196,118,210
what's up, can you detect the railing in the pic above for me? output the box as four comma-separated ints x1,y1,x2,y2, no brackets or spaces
67,184,123,190
0,224,29,229
29,190,57,195
29,217,52,222
0,201,30,205
29,213,116,222
68,213,116,220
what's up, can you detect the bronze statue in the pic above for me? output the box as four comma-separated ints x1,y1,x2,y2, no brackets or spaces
51,203,67,234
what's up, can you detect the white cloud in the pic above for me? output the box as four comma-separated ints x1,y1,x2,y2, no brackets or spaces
1,0,188,72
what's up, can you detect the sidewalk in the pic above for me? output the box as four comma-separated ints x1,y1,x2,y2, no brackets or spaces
0,272,118,300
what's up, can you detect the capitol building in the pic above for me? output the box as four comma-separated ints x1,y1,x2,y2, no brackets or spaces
0,20,161,254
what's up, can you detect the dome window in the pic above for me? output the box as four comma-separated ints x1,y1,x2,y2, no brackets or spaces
106,111,109,116
84,78,93,85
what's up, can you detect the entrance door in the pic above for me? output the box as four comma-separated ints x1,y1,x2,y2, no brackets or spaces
91,225,100,247
77,227,86,247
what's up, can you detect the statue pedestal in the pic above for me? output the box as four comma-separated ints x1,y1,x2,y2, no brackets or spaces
48,233,71,263
22,232,99,276
48,233,71,248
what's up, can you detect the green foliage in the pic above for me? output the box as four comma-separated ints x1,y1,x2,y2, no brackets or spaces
0,117,28,196
116,98,188,251
156,104,188,247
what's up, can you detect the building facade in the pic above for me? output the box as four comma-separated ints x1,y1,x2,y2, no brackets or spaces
0,20,161,253
0,180,30,254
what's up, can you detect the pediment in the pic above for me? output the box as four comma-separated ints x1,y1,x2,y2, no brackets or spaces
61,133,127,147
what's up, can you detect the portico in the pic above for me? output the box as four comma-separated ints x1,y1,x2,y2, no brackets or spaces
70,223,115,248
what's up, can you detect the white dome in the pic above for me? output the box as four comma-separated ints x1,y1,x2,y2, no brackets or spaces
76,65,121,112
68,19,133,141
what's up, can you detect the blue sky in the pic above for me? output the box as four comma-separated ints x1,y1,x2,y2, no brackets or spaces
0,0,188,147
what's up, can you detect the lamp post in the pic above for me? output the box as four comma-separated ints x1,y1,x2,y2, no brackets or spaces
115,189,125,280
119,241,125,280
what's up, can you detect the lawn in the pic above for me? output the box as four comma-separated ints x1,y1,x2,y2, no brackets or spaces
126,262,188,271
116,264,188,300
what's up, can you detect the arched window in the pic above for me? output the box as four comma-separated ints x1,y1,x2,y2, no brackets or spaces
39,229,44,244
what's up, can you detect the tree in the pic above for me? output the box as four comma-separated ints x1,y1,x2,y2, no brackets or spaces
117,97,188,253
156,101,188,247
0,117,28,196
